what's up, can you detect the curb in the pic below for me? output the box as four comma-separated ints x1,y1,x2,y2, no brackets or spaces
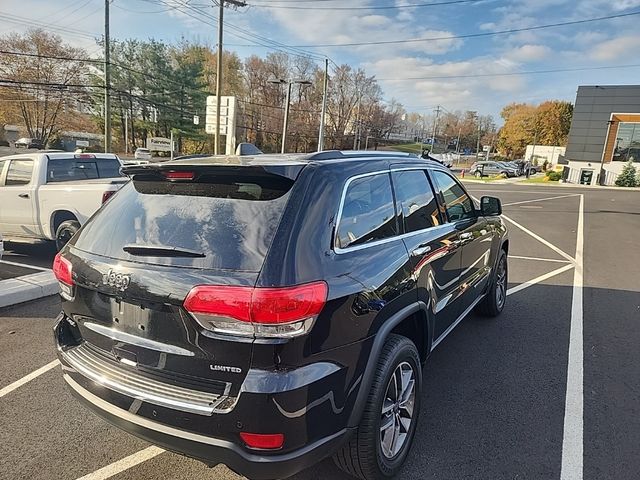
0,271,58,309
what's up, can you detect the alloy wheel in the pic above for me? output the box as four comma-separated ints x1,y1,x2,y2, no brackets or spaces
495,255,507,309
380,361,416,459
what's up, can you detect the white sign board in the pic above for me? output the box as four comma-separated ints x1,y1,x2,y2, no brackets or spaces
147,136,173,152
75,140,89,147
205,95,237,155
483,145,491,152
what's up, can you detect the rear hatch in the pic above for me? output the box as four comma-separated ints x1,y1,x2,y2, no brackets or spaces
61,162,302,399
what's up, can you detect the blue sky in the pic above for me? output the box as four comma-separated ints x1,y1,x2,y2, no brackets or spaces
4,0,640,121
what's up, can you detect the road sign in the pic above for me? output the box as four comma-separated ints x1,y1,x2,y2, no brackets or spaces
147,136,173,152
75,140,89,147
193,115,199,125
483,145,491,152
205,96,237,154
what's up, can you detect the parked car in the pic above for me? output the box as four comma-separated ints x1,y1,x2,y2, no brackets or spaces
53,151,508,480
134,147,152,161
14,137,43,149
469,161,518,178
0,153,128,250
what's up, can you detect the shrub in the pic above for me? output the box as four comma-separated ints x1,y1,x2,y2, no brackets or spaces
615,160,638,187
546,171,562,181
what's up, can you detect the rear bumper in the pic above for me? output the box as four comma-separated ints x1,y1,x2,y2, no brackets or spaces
63,373,349,479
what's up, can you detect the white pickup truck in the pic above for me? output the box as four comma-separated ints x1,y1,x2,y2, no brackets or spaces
0,152,128,250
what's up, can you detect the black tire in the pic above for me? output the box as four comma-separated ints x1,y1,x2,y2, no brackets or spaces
475,171,482,178
476,248,508,317
55,220,80,251
334,334,422,480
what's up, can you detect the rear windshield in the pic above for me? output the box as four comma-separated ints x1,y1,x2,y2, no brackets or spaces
47,158,123,182
72,168,294,271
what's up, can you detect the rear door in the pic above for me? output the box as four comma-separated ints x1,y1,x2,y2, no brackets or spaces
430,170,492,315
64,165,298,394
391,168,464,344
0,158,38,237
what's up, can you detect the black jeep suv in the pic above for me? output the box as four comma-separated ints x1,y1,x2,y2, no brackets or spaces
53,151,508,479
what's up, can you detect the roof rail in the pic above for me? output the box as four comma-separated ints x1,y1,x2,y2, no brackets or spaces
307,150,418,161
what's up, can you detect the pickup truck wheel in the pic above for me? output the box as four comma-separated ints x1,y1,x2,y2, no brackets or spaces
475,171,482,178
334,334,421,480
475,249,508,317
55,220,80,251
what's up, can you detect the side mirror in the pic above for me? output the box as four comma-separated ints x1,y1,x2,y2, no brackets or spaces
480,196,502,216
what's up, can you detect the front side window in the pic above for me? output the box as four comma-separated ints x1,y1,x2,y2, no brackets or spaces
431,170,475,222
337,173,397,249
392,170,441,233
6,160,34,186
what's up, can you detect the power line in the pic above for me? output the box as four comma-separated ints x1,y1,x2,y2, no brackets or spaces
286,10,640,47
376,63,640,81
250,0,481,10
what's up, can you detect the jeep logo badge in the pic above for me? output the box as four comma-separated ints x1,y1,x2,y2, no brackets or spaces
102,269,131,291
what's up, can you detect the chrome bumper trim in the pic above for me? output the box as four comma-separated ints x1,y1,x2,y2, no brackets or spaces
61,343,232,415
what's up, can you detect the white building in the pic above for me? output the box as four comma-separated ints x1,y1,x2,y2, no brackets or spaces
525,145,566,167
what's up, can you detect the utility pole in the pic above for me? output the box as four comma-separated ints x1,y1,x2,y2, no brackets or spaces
214,0,246,155
104,0,111,153
124,110,128,154
475,116,481,161
317,58,328,151
430,106,441,153
281,82,292,154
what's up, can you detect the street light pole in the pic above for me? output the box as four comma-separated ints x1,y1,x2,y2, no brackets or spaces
104,0,111,153
214,1,224,155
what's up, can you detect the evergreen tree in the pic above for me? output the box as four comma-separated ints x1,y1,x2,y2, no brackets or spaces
615,160,638,187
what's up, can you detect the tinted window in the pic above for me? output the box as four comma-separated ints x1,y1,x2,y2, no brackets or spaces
73,168,294,271
392,170,440,233
6,160,33,185
46,158,123,182
431,170,475,222
337,173,397,249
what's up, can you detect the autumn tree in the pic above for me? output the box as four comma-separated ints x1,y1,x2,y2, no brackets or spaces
497,100,573,158
0,29,90,145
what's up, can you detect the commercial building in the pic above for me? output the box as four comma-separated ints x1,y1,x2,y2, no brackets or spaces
525,145,565,168
563,85,640,185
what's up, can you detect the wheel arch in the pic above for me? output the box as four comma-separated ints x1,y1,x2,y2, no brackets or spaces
347,301,431,428
50,210,79,238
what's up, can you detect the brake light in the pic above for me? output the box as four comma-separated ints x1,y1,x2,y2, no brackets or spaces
102,190,116,204
53,253,74,299
162,171,195,180
183,281,327,338
240,432,284,450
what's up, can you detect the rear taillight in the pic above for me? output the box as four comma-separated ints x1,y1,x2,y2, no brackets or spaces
53,253,74,299
183,281,327,338
240,432,284,450
102,190,116,204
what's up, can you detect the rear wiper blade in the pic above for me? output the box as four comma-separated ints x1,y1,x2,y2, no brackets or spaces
123,244,205,258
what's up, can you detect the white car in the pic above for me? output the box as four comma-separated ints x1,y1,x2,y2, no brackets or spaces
0,152,128,250
134,148,152,161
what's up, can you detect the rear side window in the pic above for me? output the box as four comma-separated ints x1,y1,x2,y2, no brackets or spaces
46,158,123,182
6,160,33,185
392,170,441,232
72,168,294,271
336,173,397,249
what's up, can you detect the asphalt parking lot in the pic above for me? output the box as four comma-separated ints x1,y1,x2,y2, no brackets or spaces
1,183,638,480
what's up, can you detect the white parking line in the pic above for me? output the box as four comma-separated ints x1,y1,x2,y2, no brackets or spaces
561,194,584,480
0,259,52,272
75,446,165,480
509,255,571,264
502,193,579,207
0,359,60,398
506,263,574,297
502,214,576,265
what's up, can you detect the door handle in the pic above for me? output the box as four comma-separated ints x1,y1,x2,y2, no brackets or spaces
18,193,30,199
412,245,431,256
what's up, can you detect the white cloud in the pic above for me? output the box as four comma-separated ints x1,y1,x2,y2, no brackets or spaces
505,44,551,62
591,34,640,61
